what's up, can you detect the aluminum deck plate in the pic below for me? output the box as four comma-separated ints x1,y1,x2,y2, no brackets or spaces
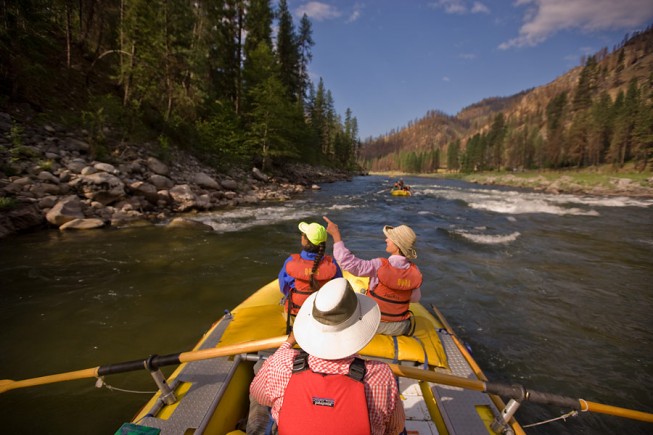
431,330,499,434
137,316,234,434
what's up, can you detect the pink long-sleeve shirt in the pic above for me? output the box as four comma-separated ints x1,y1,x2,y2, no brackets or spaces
332,241,421,302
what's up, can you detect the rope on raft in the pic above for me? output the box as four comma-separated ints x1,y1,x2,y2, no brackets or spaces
95,377,157,394
522,410,579,428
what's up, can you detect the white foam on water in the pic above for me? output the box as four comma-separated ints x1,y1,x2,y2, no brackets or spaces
421,184,652,216
328,203,357,210
468,199,600,216
454,230,521,245
191,205,310,232
190,202,361,232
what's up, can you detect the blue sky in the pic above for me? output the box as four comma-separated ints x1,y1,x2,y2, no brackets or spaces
287,0,653,139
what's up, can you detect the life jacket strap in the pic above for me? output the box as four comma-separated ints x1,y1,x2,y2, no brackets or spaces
369,288,410,305
292,351,366,382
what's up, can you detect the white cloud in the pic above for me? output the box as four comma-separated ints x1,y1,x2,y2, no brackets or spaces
471,2,490,14
430,0,490,14
443,76,451,82
500,0,653,49
295,2,342,21
347,3,364,23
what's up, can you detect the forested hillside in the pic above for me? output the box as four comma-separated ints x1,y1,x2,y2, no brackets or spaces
360,27,653,174
0,0,361,173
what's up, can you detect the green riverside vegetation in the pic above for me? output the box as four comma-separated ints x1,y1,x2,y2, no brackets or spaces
0,1,361,173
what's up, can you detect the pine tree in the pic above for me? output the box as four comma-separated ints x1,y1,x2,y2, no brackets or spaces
447,140,460,171
276,0,300,101
297,14,315,103
573,56,598,111
242,0,273,112
609,80,640,167
245,43,300,171
588,92,613,166
568,111,591,167
545,92,568,167
487,112,506,170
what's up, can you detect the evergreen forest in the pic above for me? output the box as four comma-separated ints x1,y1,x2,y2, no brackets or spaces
0,0,361,172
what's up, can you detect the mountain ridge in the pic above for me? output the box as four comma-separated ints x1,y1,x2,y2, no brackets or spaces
359,27,653,173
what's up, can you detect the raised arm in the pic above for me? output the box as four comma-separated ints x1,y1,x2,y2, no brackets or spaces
323,215,381,277
323,216,342,243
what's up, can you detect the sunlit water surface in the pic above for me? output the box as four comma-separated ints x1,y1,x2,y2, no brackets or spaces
1,175,652,434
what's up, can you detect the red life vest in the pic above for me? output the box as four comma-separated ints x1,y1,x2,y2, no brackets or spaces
285,254,338,315
278,353,370,435
370,258,422,321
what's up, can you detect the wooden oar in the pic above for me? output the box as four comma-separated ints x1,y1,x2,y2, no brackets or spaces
387,363,653,424
0,335,287,394
2,334,651,424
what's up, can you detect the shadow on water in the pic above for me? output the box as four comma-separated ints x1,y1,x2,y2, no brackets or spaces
1,175,652,434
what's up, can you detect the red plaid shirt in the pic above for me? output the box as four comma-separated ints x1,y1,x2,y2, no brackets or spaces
250,342,405,435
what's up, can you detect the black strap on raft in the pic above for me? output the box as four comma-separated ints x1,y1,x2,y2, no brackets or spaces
292,351,366,382
285,289,293,335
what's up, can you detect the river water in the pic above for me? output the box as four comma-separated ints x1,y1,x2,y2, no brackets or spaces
1,175,652,434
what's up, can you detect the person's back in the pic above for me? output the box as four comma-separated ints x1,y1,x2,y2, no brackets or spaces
249,278,406,435
278,222,342,319
323,217,422,336
277,352,370,434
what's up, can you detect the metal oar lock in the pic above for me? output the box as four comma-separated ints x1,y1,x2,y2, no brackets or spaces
93,353,178,405
144,355,177,405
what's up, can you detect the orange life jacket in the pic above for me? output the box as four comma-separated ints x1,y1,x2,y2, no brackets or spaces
369,258,422,321
278,352,370,435
285,254,338,315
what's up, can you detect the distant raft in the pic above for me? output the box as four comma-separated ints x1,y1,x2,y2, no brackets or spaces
391,188,412,196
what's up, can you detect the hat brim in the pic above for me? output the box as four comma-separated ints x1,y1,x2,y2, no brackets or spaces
293,291,380,360
383,225,417,259
298,222,310,236
298,222,326,245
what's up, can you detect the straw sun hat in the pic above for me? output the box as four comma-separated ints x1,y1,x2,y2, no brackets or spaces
383,225,417,259
293,277,381,360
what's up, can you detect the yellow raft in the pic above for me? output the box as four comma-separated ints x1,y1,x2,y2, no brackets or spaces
125,273,524,434
391,188,412,196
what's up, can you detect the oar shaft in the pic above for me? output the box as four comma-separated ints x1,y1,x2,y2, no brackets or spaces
585,401,653,423
179,335,288,364
1,335,289,394
1,368,99,393
388,364,653,424
388,363,487,392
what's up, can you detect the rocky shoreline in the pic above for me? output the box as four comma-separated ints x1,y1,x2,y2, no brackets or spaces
0,112,356,239
463,173,653,197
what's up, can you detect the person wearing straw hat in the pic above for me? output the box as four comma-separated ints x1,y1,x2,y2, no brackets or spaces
323,216,422,336
249,277,405,435
278,222,343,323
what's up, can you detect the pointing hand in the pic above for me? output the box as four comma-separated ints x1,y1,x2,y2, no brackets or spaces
323,216,342,242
